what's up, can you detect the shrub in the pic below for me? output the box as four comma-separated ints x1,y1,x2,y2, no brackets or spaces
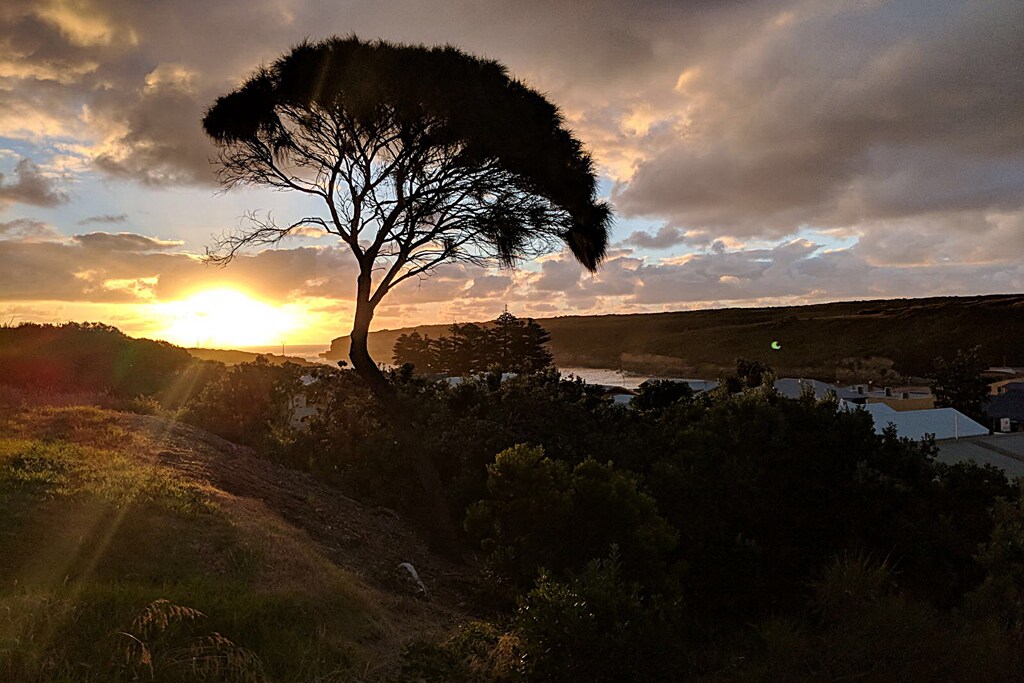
179,357,302,449
513,553,682,683
466,445,676,591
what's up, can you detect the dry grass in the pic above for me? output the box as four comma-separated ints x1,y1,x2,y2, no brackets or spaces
0,404,468,682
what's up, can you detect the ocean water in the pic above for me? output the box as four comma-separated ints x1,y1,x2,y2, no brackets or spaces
237,345,333,364
235,348,705,388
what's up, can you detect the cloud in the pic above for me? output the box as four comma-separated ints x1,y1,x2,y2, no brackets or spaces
613,1,1024,237
0,159,68,208
0,0,1022,322
0,218,62,242
289,225,327,238
623,226,688,250
533,258,583,292
464,274,513,299
77,213,128,225
72,231,184,251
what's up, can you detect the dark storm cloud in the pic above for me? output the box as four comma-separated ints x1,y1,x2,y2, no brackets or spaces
528,239,1024,310
614,0,1024,236
8,0,1021,236
464,275,514,299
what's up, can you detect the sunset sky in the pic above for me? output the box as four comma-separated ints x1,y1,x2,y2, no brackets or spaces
1,0,1022,346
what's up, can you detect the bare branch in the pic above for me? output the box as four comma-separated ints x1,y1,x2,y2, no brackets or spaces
205,212,333,265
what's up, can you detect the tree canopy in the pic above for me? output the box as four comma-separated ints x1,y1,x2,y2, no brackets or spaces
932,346,989,421
202,36,611,400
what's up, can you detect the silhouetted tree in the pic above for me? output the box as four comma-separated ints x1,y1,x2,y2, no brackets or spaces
492,310,554,372
633,379,694,412
202,36,610,407
932,346,988,421
736,357,770,388
392,312,554,374
391,331,436,372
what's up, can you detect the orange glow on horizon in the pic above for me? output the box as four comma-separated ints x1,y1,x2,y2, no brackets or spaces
153,288,302,348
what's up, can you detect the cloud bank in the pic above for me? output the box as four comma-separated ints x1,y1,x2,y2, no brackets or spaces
0,0,1021,337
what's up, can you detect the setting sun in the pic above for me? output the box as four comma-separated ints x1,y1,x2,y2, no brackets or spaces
155,288,300,347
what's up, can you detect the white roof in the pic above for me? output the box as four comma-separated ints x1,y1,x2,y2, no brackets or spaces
936,434,1024,479
849,401,989,441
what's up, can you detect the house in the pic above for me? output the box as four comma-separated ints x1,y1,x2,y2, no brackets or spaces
989,379,1024,396
289,374,320,430
842,383,935,410
985,387,1024,433
986,366,1024,377
850,401,989,441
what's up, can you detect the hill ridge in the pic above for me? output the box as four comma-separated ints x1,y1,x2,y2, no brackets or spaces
325,293,1024,378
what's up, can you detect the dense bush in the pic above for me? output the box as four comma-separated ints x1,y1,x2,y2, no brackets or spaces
0,322,193,397
466,445,676,591
715,557,1024,682
179,357,303,449
513,553,682,683
183,361,1023,680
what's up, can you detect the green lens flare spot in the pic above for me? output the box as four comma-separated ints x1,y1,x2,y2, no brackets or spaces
771,341,782,350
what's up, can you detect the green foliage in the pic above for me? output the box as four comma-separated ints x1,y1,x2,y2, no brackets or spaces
161,353,1024,679
393,311,554,375
932,345,990,421
632,378,694,411
0,434,209,514
466,445,676,591
120,599,265,683
735,357,771,388
719,557,1024,682
179,357,303,449
513,553,681,683
398,622,519,683
0,409,388,683
968,491,1024,628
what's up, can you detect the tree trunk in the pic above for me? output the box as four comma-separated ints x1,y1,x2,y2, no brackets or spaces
349,290,396,409
348,273,459,553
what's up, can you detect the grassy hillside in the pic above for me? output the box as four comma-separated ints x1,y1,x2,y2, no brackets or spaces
0,403,468,682
326,294,1024,379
